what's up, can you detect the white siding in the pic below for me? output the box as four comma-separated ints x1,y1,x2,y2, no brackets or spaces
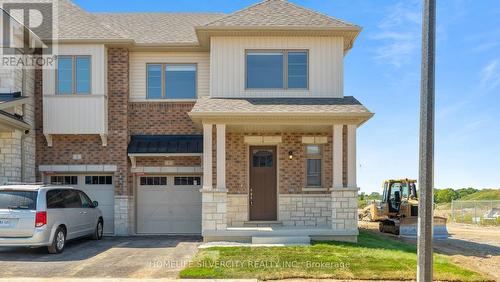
42,44,107,135
43,44,107,96
129,52,210,102
211,36,344,98
43,95,107,134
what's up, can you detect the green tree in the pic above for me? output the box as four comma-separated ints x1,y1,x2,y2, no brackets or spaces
434,188,459,204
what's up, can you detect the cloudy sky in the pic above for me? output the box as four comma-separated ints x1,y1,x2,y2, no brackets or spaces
75,0,500,193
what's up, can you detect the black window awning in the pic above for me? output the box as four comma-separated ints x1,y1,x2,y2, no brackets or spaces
128,135,203,154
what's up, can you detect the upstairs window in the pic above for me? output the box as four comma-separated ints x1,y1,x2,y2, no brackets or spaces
147,64,197,100
246,50,308,89
57,55,91,94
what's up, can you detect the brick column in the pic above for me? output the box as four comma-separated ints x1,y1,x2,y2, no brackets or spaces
332,124,343,188
347,124,357,188
216,124,226,191
107,48,132,235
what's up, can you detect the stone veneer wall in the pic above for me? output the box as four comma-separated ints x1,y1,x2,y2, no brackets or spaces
279,194,332,227
0,64,36,183
227,194,248,227
201,191,227,232
331,189,358,231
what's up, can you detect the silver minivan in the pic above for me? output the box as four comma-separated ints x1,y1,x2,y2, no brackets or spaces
0,184,104,254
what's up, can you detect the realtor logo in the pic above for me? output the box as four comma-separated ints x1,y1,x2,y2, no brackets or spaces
1,1,53,54
0,1,57,68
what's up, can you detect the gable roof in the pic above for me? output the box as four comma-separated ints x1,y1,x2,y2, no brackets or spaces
203,0,358,29
94,13,224,45
55,0,126,41
47,0,360,49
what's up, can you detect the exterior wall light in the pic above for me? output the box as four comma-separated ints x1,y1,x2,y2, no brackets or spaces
288,151,294,160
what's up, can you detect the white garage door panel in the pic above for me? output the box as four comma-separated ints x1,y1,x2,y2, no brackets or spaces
79,185,115,234
138,183,202,234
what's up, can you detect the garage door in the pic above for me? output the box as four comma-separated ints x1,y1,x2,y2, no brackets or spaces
137,175,202,234
50,174,115,234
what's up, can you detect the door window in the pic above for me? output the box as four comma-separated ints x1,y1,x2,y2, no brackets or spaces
252,150,273,167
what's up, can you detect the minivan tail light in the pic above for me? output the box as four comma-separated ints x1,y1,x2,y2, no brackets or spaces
35,211,47,227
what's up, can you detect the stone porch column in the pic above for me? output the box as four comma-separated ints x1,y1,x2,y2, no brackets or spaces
201,123,227,238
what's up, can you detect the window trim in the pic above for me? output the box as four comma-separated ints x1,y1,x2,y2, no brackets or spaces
56,55,92,95
245,49,309,90
304,144,324,188
146,63,198,100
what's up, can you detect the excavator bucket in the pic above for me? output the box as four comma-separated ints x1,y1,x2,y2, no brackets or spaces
398,216,449,238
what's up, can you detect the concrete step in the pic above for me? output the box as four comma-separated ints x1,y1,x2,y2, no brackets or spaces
243,221,283,227
251,236,311,245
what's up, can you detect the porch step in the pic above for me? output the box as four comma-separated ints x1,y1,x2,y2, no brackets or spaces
251,236,311,245
243,221,283,227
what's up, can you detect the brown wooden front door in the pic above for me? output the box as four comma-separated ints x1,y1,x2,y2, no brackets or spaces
249,146,277,221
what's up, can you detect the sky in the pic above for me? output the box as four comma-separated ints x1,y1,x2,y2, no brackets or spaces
74,0,500,193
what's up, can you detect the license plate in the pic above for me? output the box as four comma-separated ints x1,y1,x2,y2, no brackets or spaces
0,219,10,227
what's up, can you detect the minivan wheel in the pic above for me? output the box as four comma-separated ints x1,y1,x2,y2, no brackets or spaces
92,220,103,240
48,227,66,254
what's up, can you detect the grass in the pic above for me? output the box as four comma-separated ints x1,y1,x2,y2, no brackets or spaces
461,189,500,201
180,230,492,281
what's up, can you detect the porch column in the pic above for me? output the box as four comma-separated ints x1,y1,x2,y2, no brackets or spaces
203,123,213,190
332,124,343,188
216,124,226,191
347,124,357,188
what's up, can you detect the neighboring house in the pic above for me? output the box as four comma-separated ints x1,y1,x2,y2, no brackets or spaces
36,0,373,242
0,9,38,184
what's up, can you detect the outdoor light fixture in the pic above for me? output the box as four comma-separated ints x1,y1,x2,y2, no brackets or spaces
288,151,294,160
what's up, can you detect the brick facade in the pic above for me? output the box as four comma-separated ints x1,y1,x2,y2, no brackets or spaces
128,102,200,135
35,48,131,196
225,132,341,195
135,156,201,167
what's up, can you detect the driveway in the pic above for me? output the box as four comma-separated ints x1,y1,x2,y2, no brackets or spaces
0,236,201,279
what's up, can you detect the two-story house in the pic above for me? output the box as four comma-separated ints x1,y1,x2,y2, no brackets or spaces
36,0,372,242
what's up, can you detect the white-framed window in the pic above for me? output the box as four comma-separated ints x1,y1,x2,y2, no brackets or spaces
174,176,201,186
50,176,78,185
147,63,197,99
246,50,308,89
56,55,91,94
140,177,167,186
85,176,112,185
305,145,322,187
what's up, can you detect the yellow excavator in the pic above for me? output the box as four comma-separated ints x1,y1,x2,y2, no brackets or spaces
359,179,448,238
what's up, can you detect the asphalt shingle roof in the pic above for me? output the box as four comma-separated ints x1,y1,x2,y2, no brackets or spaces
56,0,125,40
190,96,372,115
94,13,224,45
203,0,358,28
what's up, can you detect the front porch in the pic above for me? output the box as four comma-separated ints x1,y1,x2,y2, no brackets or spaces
189,97,373,243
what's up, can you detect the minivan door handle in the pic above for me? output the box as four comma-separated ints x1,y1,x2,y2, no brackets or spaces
80,211,88,214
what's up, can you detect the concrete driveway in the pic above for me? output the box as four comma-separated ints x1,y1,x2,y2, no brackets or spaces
0,236,201,279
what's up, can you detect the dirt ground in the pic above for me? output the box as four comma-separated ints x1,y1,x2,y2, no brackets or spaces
359,221,500,281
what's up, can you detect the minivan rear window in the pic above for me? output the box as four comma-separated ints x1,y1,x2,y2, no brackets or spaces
0,191,37,210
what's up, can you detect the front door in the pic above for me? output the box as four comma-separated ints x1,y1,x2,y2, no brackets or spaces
249,146,277,221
